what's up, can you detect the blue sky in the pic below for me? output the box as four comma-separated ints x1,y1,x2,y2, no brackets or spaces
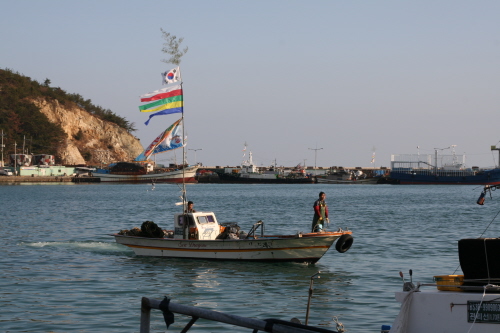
2,1,500,168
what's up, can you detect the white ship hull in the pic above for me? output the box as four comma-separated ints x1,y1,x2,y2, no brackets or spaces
95,166,198,183
390,289,500,332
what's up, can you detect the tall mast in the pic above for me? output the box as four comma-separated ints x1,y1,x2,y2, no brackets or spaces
181,81,186,210
181,81,188,240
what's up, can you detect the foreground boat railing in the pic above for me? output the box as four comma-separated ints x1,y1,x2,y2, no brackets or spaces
140,297,339,333
246,220,265,238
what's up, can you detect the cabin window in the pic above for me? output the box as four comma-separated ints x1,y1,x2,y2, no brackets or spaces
178,216,195,226
196,215,215,224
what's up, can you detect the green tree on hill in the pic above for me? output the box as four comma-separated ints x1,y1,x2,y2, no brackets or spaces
0,68,136,161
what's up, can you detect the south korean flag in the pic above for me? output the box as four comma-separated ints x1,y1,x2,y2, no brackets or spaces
161,66,182,85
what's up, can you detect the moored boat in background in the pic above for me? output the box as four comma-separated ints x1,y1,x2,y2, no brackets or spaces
216,146,315,184
93,162,197,183
93,116,198,183
389,145,500,185
316,168,382,184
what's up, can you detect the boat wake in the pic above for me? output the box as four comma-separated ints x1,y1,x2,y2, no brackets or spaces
20,240,133,256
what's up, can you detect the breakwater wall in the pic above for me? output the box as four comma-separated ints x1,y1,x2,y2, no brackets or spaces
0,176,73,183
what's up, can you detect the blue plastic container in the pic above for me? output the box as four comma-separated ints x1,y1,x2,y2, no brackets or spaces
381,324,391,333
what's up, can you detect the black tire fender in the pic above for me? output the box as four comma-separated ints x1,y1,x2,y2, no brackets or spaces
335,234,353,253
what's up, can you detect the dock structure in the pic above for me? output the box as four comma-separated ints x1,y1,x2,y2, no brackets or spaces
0,175,73,183
198,165,388,175
196,165,390,183
0,175,101,183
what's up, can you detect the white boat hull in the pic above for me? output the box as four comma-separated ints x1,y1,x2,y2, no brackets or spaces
390,290,500,332
113,231,349,263
95,166,198,183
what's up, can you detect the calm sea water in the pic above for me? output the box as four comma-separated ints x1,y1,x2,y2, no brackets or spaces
1,183,499,333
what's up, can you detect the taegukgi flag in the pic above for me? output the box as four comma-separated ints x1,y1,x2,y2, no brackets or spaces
161,66,181,85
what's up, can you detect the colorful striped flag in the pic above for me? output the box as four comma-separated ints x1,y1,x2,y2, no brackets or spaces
144,107,183,125
139,96,183,112
140,84,182,102
139,84,183,125
135,118,183,161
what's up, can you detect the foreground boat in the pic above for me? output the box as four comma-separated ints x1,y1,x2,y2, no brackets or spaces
113,211,353,263
388,185,500,332
390,145,500,185
112,70,352,262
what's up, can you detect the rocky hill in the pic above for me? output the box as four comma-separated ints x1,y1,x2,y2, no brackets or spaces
32,98,143,165
0,68,143,166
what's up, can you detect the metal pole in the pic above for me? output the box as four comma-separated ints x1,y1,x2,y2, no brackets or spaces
433,146,450,175
14,142,17,176
491,145,500,168
1,129,4,167
305,272,320,325
308,147,323,169
434,149,438,175
188,148,202,165
140,297,151,333
180,81,188,240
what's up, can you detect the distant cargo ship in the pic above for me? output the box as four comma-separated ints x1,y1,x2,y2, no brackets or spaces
389,145,500,185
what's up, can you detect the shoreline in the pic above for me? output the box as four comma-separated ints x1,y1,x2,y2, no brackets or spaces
0,176,73,183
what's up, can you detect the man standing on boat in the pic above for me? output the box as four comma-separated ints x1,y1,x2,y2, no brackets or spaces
185,201,196,213
312,192,329,232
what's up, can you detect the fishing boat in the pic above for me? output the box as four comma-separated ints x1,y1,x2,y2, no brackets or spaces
217,147,315,184
387,185,500,332
111,68,352,262
316,169,380,184
93,112,198,183
389,145,500,185
113,213,353,263
93,162,197,183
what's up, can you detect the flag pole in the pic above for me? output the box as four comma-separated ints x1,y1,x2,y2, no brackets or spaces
181,81,186,209
180,81,188,240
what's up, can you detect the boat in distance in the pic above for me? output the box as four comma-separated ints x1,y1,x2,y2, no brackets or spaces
93,115,198,183
213,145,315,184
113,211,353,263
93,162,198,183
215,172,315,184
389,145,500,185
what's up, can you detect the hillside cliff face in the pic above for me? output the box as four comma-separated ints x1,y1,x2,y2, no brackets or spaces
32,98,143,165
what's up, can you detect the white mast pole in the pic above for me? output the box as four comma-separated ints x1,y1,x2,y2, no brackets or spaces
181,81,186,209
181,81,189,240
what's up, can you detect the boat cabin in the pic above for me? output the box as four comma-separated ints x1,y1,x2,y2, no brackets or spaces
173,212,221,240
